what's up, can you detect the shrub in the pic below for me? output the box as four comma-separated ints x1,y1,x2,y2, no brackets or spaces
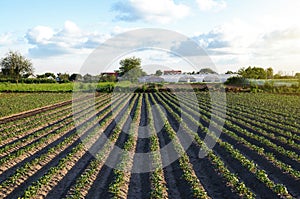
225,76,249,86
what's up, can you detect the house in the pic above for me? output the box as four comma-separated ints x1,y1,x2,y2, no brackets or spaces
101,72,118,77
163,70,182,75
27,74,36,78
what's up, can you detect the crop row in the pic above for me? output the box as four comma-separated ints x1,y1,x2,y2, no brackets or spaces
108,94,142,198
0,94,110,143
153,93,255,198
225,93,300,124
195,93,300,139
65,94,138,198
0,94,115,169
157,92,293,198
145,94,168,199
177,94,300,181
0,93,72,118
1,94,128,198
149,93,210,199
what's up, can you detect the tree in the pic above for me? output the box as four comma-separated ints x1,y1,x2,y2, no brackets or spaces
225,70,235,74
295,73,300,79
274,71,283,79
37,72,56,79
155,70,163,76
266,67,274,79
237,67,246,76
45,72,56,79
238,66,266,79
69,73,83,81
0,51,34,83
83,73,93,82
198,68,217,74
225,76,249,86
274,74,281,79
36,74,46,78
119,57,146,82
57,73,70,83
99,74,116,82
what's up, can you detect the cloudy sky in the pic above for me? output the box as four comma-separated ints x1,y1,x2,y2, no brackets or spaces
0,0,300,74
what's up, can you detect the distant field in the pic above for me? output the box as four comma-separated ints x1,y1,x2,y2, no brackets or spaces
0,93,72,117
0,82,117,92
0,83,74,92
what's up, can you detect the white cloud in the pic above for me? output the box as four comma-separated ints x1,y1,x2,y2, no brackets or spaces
253,27,300,57
196,0,226,12
113,0,190,24
111,26,138,35
25,20,110,57
193,19,258,55
26,26,54,44
63,20,81,35
0,33,14,45
190,19,300,73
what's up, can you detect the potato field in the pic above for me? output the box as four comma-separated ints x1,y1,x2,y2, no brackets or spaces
0,92,299,199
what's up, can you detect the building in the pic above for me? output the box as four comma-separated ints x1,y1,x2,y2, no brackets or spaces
159,74,238,83
179,75,196,83
163,70,182,75
101,72,118,77
27,74,36,78
138,75,164,83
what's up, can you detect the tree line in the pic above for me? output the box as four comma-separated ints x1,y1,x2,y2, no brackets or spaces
0,51,146,83
226,66,300,79
0,51,299,84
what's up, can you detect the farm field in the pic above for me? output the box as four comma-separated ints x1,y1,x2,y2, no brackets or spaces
0,82,116,93
0,83,74,92
0,93,72,117
0,92,299,199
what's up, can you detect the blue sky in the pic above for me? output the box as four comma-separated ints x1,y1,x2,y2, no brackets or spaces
0,0,300,74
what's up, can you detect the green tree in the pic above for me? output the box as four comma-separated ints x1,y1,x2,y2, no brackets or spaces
57,73,70,83
155,70,163,76
238,66,267,79
99,74,116,82
69,73,83,81
225,70,235,74
198,68,217,74
83,73,95,82
45,72,56,79
266,67,274,79
0,51,34,83
37,72,56,79
119,57,146,82
225,76,249,86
